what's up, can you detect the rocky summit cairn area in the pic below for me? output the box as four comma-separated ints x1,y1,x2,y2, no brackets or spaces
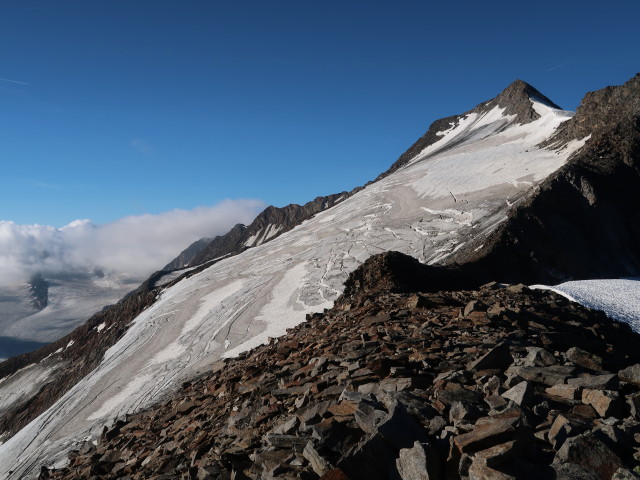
40,252,640,480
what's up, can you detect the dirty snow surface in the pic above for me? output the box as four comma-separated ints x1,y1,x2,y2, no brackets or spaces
0,101,582,478
532,279,640,332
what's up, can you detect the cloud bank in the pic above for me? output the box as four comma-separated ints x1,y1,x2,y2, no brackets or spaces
0,199,265,286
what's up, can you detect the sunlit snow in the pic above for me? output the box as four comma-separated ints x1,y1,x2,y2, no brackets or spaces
532,279,640,332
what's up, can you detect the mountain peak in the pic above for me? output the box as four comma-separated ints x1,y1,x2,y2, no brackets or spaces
483,78,562,123
379,79,562,178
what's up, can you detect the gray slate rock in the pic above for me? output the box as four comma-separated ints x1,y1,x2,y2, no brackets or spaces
568,373,619,390
553,462,601,480
612,467,640,479
303,442,332,476
395,441,440,480
523,347,557,367
619,364,640,386
501,381,532,407
566,347,603,371
507,365,575,386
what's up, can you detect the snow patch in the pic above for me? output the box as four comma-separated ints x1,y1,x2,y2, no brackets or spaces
531,279,640,332
244,229,262,247
263,224,282,242
562,134,591,156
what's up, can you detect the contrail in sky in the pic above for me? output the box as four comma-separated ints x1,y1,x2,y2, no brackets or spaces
545,59,577,72
0,77,29,85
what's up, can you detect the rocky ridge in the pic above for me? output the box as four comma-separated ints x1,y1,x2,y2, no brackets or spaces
542,73,640,157
163,238,214,271
41,252,640,480
187,192,353,268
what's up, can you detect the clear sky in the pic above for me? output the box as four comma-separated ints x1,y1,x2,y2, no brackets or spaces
1,0,639,227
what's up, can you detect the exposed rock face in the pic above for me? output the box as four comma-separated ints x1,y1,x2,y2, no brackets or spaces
28,273,49,310
448,73,640,283
40,252,640,480
491,79,562,123
162,237,212,271
378,79,561,180
188,192,353,267
542,73,640,158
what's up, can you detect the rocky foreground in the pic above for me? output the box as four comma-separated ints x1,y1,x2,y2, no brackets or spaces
40,253,640,480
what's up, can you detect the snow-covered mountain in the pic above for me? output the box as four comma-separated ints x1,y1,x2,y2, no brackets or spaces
1,76,638,478
0,271,142,362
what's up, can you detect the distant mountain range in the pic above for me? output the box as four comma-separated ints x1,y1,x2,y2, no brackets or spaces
0,74,638,479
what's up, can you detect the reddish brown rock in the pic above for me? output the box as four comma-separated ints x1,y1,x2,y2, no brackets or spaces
582,389,624,418
454,411,521,453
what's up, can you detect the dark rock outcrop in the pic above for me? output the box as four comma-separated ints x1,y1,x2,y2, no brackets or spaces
341,251,479,301
28,273,49,310
542,73,640,158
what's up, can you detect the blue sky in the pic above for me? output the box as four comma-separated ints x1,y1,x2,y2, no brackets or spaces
1,0,639,227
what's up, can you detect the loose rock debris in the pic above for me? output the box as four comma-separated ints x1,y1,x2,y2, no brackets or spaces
41,281,640,480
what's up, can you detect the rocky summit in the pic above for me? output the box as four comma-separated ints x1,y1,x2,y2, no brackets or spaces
40,252,640,480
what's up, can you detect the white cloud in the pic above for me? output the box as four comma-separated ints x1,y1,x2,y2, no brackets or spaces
0,199,265,286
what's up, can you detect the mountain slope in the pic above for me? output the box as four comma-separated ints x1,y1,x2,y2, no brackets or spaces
0,77,633,479
186,192,354,267
446,73,640,283
377,79,563,180
162,237,212,271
